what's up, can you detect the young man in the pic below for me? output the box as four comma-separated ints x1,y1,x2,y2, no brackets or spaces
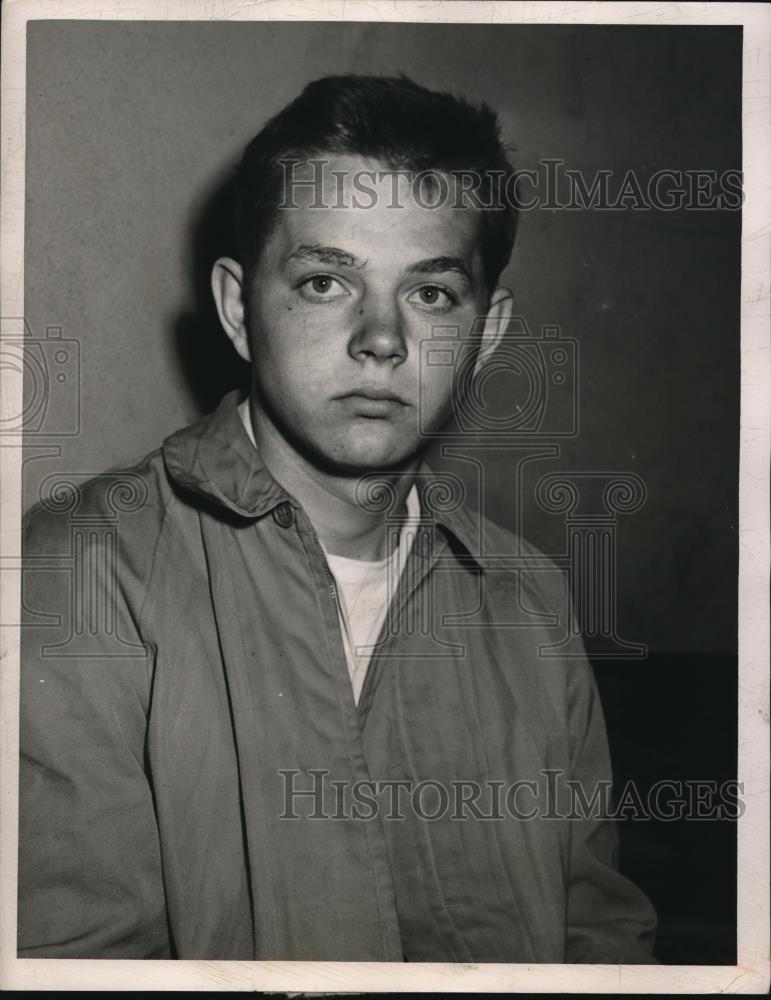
18,75,657,961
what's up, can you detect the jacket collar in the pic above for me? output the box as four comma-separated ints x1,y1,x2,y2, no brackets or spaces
163,389,289,519
163,389,482,567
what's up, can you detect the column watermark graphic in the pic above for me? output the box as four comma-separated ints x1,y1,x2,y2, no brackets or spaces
536,472,648,659
28,473,149,658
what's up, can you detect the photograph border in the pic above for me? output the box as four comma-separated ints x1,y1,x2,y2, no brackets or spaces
1,0,768,992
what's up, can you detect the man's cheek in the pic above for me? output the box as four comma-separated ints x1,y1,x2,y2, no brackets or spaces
419,372,455,416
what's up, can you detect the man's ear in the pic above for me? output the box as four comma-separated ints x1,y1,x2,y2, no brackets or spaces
473,286,513,378
211,257,251,363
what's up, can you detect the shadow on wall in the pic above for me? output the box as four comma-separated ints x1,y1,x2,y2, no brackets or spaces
174,168,250,415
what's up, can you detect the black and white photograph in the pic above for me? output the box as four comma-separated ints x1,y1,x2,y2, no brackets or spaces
0,0,768,992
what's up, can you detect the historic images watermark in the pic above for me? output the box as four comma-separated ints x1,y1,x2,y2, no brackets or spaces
278,768,746,823
278,158,744,213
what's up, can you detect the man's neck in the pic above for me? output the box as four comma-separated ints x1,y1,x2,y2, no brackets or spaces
239,397,417,562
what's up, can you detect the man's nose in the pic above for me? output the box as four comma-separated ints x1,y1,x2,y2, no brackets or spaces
348,298,407,366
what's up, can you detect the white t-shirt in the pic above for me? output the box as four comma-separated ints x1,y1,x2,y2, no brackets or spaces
323,486,420,705
238,400,421,704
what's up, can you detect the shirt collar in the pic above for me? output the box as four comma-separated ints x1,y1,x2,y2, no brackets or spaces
162,388,482,568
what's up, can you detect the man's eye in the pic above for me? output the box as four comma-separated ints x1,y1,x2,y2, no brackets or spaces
298,274,349,301
407,285,457,311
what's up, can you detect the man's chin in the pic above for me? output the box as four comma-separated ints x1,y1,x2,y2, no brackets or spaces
310,435,424,477
328,450,419,476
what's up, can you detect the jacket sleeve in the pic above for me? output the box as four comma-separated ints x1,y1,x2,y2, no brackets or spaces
17,493,171,958
563,654,658,962
518,535,657,963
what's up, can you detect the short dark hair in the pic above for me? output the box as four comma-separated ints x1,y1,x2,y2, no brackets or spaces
233,74,518,295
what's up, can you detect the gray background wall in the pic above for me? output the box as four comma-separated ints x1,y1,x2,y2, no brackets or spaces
23,21,741,658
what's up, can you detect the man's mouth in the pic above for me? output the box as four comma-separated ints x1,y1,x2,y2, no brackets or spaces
336,387,408,417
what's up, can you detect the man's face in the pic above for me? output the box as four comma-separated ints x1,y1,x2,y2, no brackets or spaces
242,155,492,473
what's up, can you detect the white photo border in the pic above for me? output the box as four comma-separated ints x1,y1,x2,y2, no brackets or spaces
1,0,768,992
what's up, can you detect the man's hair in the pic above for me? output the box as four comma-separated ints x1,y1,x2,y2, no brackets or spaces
233,74,518,296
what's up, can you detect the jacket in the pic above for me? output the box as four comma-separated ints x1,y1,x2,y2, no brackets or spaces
18,389,657,961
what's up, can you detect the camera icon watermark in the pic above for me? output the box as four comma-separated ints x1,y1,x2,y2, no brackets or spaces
418,316,578,439
0,317,80,436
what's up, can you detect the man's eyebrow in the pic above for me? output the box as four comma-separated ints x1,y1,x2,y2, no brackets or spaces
285,244,368,269
406,256,474,285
